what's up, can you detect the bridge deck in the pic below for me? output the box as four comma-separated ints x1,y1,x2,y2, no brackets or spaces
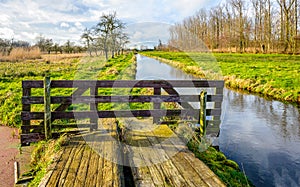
39,119,225,187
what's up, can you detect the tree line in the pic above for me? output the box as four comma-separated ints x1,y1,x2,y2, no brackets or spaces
168,0,299,54
0,36,85,56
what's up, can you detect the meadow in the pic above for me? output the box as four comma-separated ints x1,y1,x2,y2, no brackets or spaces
141,51,300,104
0,53,136,127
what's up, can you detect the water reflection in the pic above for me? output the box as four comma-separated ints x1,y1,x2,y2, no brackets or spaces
220,89,300,187
136,54,194,80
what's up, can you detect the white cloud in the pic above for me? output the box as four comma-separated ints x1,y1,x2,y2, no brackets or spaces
75,22,84,30
60,22,70,28
68,27,78,33
0,0,222,44
0,27,14,39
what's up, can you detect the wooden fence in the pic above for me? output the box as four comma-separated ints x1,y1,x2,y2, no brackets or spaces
21,78,224,145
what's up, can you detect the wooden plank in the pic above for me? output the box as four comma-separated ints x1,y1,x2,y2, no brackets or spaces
22,80,43,88
22,94,222,105
206,109,222,116
22,109,201,120
163,87,195,110
207,120,222,126
73,146,92,186
53,87,88,112
216,87,224,95
143,131,190,186
21,125,44,132
83,146,99,187
57,141,84,186
45,141,74,186
20,133,45,145
61,95,202,104
207,95,223,102
38,87,89,126
22,86,31,134
62,143,85,186
90,87,98,131
214,102,222,109
52,124,96,129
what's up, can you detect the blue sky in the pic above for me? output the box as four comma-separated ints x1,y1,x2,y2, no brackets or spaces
0,0,222,47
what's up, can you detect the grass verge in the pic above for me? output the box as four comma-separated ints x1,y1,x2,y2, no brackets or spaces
188,138,254,187
23,134,68,187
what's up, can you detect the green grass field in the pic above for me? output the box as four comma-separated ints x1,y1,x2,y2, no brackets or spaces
0,53,136,127
141,51,300,104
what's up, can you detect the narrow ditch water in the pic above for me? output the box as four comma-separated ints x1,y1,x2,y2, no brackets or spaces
135,54,300,187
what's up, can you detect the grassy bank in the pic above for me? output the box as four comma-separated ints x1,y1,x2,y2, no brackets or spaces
141,51,300,104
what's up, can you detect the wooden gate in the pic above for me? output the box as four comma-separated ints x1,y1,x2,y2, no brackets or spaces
21,78,224,145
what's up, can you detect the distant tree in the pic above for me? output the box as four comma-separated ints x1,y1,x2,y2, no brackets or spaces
81,28,93,56
52,43,61,54
157,39,163,50
44,39,53,54
63,40,74,53
35,35,53,53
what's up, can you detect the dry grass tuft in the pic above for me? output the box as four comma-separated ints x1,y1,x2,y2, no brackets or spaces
0,47,41,62
42,53,86,62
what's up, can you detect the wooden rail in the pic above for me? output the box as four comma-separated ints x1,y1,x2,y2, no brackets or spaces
21,78,224,145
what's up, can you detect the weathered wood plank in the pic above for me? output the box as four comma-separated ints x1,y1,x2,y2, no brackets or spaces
22,80,43,88
21,109,220,120
207,95,223,102
62,143,85,186
83,147,99,187
45,143,74,186
73,146,92,187
21,125,44,132
23,95,212,105
22,86,31,133
57,140,83,186
20,133,45,145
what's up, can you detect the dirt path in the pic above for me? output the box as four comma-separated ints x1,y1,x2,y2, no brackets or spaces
0,126,19,187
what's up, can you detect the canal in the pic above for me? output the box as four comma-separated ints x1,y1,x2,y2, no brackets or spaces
135,54,300,187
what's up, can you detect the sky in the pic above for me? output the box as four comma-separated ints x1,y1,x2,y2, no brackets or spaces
0,0,222,47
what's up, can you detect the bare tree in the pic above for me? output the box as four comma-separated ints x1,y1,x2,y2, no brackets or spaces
81,28,93,56
277,0,297,53
92,11,127,61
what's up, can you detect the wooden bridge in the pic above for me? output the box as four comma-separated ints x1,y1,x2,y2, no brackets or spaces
21,78,225,186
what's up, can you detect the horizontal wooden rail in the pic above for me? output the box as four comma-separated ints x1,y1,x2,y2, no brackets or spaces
22,95,223,104
21,109,222,120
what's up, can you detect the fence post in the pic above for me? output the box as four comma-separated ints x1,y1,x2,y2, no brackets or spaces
90,87,98,131
199,91,207,137
153,87,161,124
44,76,52,139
